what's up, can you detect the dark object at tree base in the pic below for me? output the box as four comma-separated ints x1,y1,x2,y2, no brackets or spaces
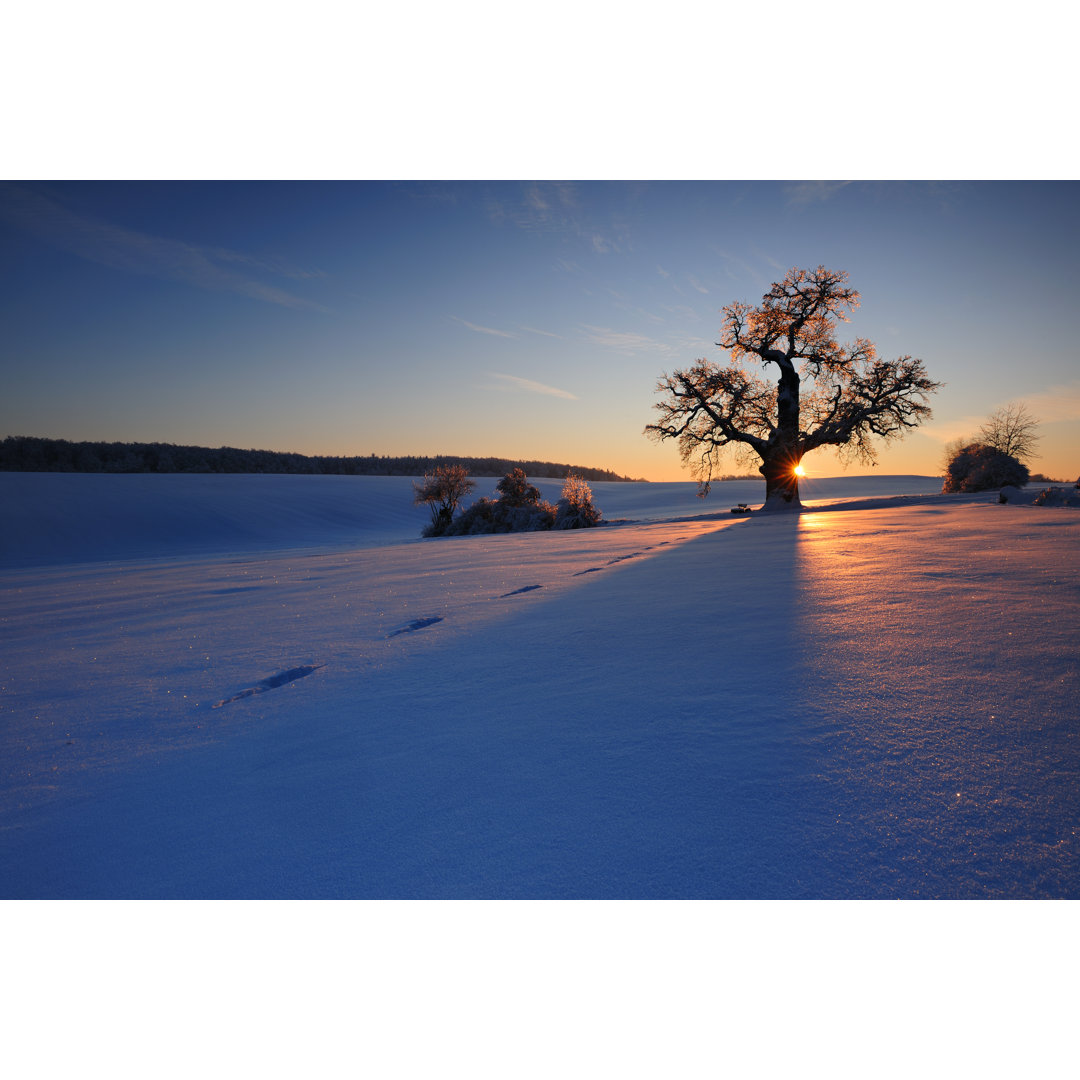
731,504,752,515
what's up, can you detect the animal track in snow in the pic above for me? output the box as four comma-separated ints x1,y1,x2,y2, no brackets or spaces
500,585,543,597
213,664,324,708
387,616,444,638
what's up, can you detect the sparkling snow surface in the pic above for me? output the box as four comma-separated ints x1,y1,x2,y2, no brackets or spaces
1,473,1077,898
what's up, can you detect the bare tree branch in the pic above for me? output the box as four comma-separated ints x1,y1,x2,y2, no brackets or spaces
978,401,1042,463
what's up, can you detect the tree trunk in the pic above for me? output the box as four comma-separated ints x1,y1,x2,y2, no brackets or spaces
759,449,802,509
758,360,803,510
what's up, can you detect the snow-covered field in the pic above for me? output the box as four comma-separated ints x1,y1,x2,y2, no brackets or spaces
2,472,1078,899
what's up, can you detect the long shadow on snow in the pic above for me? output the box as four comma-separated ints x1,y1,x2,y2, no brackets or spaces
0,514,849,899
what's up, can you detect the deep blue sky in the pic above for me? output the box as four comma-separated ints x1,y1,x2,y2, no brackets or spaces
2,180,1077,480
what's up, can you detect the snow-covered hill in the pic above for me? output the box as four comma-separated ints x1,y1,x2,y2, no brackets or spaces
1,472,1077,900
0,471,945,567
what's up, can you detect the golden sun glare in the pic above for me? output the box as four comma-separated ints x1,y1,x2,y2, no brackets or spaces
793,464,806,478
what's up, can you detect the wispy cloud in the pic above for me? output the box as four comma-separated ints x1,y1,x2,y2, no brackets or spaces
452,316,518,338
0,182,326,310
784,180,854,206
657,265,670,278
662,303,702,322
712,248,779,287
1007,384,1080,424
209,247,326,281
686,274,709,295
489,182,623,255
519,325,562,339
487,372,577,400
922,416,985,444
608,290,665,324
490,182,578,233
926,385,1080,445
580,324,671,354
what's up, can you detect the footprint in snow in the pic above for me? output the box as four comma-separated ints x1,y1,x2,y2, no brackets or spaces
500,585,543,597
606,551,646,565
213,664,324,708
574,551,648,576
387,616,444,638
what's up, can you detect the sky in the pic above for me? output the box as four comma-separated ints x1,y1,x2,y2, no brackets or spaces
2,180,1078,483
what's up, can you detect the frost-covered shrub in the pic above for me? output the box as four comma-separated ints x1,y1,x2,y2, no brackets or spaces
1032,486,1080,507
441,469,557,535
415,464,476,536
494,468,544,508
942,443,1029,493
554,474,602,529
429,468,604,537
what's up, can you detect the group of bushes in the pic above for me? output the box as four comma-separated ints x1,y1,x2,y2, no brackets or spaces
415,466,602,537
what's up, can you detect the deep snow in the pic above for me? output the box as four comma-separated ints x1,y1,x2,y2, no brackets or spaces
1,473,1077,899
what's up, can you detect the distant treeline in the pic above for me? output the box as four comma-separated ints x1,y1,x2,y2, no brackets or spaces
0,436,643,482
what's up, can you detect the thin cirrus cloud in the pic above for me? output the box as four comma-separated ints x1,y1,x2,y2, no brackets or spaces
0,183,326,310
929,384,1080,444
452,315,518,338
489,182,623,255
579,324,671,354
487,373,577,400
784,180,854,206
1004,384,1080,424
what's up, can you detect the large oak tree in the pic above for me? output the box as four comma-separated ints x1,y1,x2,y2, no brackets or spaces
646,266,942,508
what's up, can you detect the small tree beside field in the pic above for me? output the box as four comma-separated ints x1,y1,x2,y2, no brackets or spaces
414,464,475,536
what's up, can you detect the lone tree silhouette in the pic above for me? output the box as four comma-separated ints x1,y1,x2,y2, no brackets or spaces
978,401,1042,464
646,266,942,508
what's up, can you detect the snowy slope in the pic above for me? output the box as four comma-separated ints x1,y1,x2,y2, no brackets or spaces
1,473,1077,898
0,471,945,567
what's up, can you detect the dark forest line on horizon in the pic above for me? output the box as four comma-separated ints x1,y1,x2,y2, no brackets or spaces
0,435,668,482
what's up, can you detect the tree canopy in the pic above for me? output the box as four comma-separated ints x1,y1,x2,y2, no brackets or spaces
645,266,942,507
